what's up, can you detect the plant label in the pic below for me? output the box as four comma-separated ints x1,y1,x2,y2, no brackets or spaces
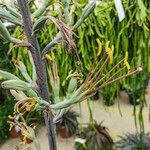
114,0,125,22
75,138,86,144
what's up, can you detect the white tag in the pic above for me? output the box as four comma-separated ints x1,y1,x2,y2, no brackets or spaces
89,0,100,5
75,138,86,144
114,0,125,22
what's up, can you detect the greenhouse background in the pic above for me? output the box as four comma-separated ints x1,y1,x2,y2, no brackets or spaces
0,0,149,150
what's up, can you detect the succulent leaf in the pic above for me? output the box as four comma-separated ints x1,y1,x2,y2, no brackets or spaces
0,70,20,80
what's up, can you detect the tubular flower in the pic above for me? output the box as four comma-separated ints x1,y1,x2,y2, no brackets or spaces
45,53,55,61
96,38,102,57
8,113,40,149
25,100,37,112
124,51,131,72
8,112,20,131
66,70,82,80
8,114,36,141
14,98,37,113
105,41,114,64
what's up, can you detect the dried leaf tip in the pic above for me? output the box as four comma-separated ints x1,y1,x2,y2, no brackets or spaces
66,71,81,80
137,67,143,72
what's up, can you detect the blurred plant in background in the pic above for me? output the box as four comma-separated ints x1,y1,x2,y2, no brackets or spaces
75,121,114,150
0,91,14,144
116,132,150,150
0,40,15,144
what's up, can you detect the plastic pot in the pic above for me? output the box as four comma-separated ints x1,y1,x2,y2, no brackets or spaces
20,134,33,144
128,94,140,105
59,126,72,138
9,126,20,138
103,97,115,106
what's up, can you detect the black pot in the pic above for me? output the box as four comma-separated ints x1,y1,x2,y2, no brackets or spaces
128,94,140,105
104,97,115,106
91,92,100,101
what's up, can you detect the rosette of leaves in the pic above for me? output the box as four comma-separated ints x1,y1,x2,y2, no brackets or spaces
75,121,114,150
116,132,150,150
56,109,79,138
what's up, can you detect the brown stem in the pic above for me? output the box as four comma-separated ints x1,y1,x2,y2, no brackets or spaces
84,54,106,84
84,56,109,90
17,0,57,150
92,59,124,88
85,68,142,96
106,66,126,82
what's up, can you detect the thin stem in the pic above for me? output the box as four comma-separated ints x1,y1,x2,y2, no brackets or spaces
85,68,142,96
92,59,124,88
87,100,94,127
84,56,109,89
84,54,106,84
17,1,57,150
106,66,126,82
34,138,41,150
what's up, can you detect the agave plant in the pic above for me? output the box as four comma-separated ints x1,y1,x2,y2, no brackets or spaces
56,108,79,138
45,42,142,110
116,132,150,150
75,121,114,150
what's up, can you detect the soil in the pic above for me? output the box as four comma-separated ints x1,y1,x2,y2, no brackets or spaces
0,82,150,150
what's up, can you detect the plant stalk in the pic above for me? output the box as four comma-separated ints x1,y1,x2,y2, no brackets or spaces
17,0,57,150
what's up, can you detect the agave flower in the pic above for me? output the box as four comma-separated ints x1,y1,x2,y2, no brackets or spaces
14,97,37,113
46,40,142,110
8,112,20,132
10,90,37,114
8,114,40,150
